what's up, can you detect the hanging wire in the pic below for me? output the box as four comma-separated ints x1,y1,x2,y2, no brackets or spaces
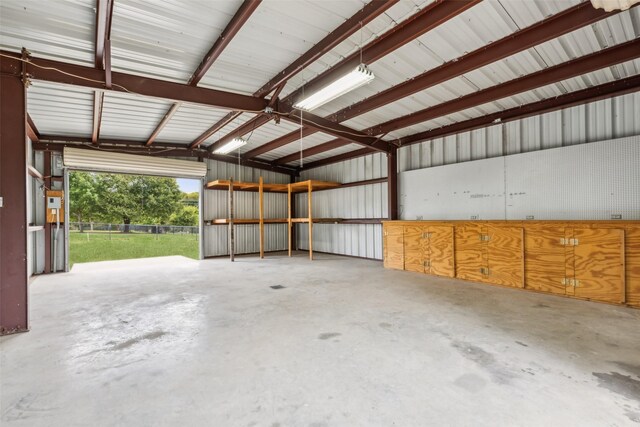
299,70,304,168
360,21,363,64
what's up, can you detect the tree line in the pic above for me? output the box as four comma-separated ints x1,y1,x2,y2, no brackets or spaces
69,172,199,229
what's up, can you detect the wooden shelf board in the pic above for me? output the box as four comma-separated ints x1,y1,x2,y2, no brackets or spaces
290,218,345,223
207,218,288,225
205,179,341,193
290,180,341,193
205,180,288,193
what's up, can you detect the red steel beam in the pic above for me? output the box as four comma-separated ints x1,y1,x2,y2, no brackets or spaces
275,139,349,165
301,73,640,169
282,107,381,147
249,1,629,160
188,0,262,86
302,147,374,170
285,0,480,106
0,75,29,334
26,113,40,142
368,39,640,136
250,126,319,161
387,147,398,220
329,1,632,124
0,50,268,112
94,0,114,69
91,92,104,144
147,0,261,146
189,111,243,149
211,0,478,154
253,0,398,98
146,102,181,146
92,0,114,144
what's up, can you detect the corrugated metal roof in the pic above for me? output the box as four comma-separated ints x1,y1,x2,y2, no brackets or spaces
197,0,370,95
100,91,173,141
110,0,243,82
155,104,255,146
27,81,94,137
295,143,362,167
0,0,95,66
1,0,638,165
259,132,338,162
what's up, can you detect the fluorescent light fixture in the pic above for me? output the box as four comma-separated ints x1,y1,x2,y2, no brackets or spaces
294,64,375,111
214,137,247,154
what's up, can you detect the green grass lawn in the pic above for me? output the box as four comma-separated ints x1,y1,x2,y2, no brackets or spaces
69,231,199,266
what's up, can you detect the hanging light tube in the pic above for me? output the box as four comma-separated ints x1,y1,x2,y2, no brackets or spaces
294,64,375,111
214,137,247,154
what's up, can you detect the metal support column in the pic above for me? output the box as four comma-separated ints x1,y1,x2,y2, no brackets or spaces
228,178,234,262
0,75,29,334
388,146,398,220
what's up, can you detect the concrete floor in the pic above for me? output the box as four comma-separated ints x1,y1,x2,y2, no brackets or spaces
1,253,640,426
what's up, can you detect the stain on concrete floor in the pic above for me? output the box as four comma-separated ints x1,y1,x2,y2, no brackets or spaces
111,331,167,351
317,332,341,340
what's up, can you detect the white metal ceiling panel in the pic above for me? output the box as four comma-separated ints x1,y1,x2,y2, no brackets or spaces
295,143,363,167
27,81,94,137
229,119,301,156
100,91,174,141
154,103,252,145
0,0,95,66
198,0,369,95
258,132,338,162
110,0,243,82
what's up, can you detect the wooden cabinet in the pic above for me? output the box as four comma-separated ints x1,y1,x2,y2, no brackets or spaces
455,225,523,287
570,228,625,303
525,226,625,303
403,225,455,277
487,226,524,288
429,226,455,278
525,226,567,295
455,225,484,282
383,220,638,308
383,224,404,270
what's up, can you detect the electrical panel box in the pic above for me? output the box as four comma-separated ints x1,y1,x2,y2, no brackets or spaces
46,190,64,223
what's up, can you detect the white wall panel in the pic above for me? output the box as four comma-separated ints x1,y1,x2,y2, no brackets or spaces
297,224,383,260
296,152,388,260
202,158,290,257
398,92,640,173
400,157,506,220
400,136,640,221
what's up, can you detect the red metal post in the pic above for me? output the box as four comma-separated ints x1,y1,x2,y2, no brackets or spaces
0,75,29,334
387,146,398,220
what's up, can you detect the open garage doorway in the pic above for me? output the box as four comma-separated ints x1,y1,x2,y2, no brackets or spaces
62,147,207,270
68,171,201,267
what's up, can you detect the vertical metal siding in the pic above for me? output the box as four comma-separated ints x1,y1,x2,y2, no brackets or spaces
399,135,640,221
203,158,290,257
398,92,640,173
297,152,388,260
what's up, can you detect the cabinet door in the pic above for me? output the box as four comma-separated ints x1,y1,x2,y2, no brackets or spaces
573,228,625,303
455,225,485,282
487,226,524,288
625,227,640,307
524,226,567,295
384,225,405,270
404,226,427,273
428,226,455,278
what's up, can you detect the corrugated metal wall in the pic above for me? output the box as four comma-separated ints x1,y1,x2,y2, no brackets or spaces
400,135,640,220
398,92,640,172
203,158,291,257
296,153,388,260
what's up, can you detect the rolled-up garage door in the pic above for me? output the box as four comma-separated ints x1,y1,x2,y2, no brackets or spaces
62,147,207,178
